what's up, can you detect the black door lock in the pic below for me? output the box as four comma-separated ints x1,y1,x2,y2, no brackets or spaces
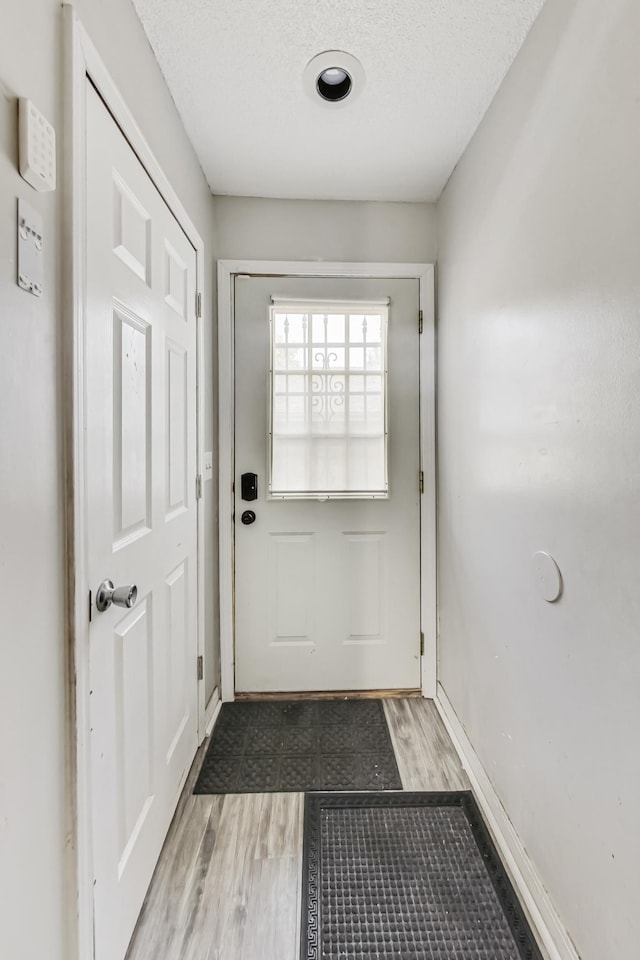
241,472,258,501
241,510,256,525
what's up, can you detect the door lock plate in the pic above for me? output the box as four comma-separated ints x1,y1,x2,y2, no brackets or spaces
241,472,258,501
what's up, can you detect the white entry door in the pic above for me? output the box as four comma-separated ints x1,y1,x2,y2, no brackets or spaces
234,276,422,692
86,84,199,960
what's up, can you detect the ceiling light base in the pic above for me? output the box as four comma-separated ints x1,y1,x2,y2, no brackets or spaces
303,50,365,106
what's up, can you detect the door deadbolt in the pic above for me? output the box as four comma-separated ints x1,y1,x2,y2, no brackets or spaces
241,472,258,501
96,579,138,613
241,510,256,525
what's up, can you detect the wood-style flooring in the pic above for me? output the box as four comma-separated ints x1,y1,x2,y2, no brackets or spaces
126,698,469,960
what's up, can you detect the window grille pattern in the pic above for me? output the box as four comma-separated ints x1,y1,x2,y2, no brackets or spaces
269,301,389,498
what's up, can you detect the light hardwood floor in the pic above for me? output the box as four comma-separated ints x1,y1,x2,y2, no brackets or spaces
126,698,469,960
383,698,470,792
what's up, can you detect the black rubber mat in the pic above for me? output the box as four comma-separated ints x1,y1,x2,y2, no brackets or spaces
302,792,544,960
193,699,402,794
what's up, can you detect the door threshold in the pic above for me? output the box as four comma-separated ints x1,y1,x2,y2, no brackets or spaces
235,688,423,702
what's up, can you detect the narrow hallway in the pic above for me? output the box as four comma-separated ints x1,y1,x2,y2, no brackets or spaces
2,3,638,960
126,700,469,960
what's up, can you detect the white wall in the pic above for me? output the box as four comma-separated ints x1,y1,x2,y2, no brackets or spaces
0,3,217,959
214,195,437,263
436,1,640,958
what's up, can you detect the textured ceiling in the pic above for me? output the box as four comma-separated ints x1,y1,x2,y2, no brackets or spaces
131,0,546,202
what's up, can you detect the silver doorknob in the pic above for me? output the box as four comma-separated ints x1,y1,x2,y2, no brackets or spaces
96,579,138,613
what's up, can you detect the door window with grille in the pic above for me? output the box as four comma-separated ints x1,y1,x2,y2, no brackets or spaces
269,299,389,498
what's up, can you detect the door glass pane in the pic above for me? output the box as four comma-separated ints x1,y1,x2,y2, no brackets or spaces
269,301,389,499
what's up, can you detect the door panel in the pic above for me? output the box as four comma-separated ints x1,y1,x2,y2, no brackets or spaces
112,172,151,283
234,276,421,692
86,83,198,960
113,600,154,869
113,304,151,542
269,532,315,644
166,340,188,514
344,532,386,641
164,558,190,762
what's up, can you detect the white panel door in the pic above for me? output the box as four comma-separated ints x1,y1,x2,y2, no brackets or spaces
85,84,198,960
234,276,421,692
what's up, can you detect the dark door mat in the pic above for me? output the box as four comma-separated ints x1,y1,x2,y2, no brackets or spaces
193,699,402,794
302,791,544,960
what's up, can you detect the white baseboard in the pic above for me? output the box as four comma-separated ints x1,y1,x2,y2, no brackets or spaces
204,686,222,737
435,683,581,960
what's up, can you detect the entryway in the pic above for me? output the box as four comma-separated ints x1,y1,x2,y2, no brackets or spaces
124,699,470,960
218,262,437,700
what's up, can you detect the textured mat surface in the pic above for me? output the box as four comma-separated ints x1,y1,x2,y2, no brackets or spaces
194,699,402,794
302,792,543,960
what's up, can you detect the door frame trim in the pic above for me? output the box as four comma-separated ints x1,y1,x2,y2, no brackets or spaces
63,9,207,957
217,259,436,703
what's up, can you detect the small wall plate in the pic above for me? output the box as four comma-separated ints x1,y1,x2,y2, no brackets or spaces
532,551,563,602
18,198,44,297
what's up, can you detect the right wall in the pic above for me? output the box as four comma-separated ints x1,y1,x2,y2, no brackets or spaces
436,1,639,958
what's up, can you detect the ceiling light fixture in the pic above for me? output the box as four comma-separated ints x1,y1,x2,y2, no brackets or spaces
317,67,352,102
303,51,365,106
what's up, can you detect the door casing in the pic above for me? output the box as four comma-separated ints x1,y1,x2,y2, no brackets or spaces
63,9,210,958
217,260,436,704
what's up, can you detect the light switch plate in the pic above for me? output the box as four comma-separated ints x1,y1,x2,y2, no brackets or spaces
19,98,56,192
18,199,44,297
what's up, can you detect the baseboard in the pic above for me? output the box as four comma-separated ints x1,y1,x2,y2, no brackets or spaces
204,686,222,737
435,684,581,960
234,688,422,701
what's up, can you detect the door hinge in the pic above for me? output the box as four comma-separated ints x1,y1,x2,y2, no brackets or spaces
196,291,202,318
196,474,203,499
420,631,425,656
88,589,92,623
419,309,423,334
419,470,424,494
197,655,203,681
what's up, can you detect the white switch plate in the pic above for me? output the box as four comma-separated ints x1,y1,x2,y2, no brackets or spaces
19,99,56,192
203,451,213,481
18,199,44,297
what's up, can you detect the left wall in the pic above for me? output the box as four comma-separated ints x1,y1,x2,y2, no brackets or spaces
0,3,217,958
